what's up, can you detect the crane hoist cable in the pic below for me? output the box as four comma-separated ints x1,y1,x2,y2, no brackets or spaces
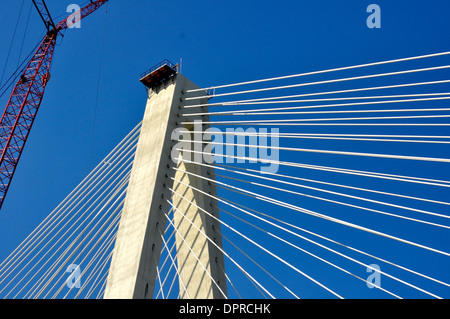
0,0,26,88
90,2,109,169
16,1,33,69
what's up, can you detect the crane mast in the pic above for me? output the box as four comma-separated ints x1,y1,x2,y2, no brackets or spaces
0,0,109,211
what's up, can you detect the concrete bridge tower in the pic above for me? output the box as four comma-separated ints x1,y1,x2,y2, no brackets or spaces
104,61,227,299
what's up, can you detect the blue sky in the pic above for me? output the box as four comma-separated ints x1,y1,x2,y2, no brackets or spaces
0,0,449,299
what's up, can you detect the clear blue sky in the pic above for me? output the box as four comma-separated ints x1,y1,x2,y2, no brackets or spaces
0,0,449,299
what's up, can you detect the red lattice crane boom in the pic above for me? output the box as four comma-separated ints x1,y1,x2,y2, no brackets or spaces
0,0,109,211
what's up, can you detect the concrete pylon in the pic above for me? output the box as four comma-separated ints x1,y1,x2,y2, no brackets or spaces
104,68,227,299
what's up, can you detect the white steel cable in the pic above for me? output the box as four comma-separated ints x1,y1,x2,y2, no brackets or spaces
157,231,177,278
171,165,450,257
214,199,438,298
39,175,130,299
154,256,165,299
217,205,401,298
186,51,450,93
183,131,450,146
170,183,342,299
3,159,134,299
181,131,450,139
62,205,124,299
0,129,139,282
197,114,450,125
155,242,182,299
213,163,450,208
178,158,450,220
219,196,450,290
71,220,120,299
214,172,450,230
199,105,450,117
184,80,450,109
37,187,128,300
21,183,127,299
73,229,119,299
155,231,181,299
0,138,138,297
183,96,450,116
177,148,450,188
18,160,134,299
84,250,114,299
200,122,450,126
221,181,450,257
156,223,190,299
220,230,293,299
253,135,450,145
213,236,242,299
169,188,276,299
209,205,299,298
161,206,229,299
171,169,446,298
176,139,450,164
0,123,141,282
185,65,450,100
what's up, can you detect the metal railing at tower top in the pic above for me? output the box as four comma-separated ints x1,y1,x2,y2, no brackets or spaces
139,59,179,89
140,59,179,79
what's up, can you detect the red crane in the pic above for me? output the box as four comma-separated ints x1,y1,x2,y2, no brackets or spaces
0,0,109,210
